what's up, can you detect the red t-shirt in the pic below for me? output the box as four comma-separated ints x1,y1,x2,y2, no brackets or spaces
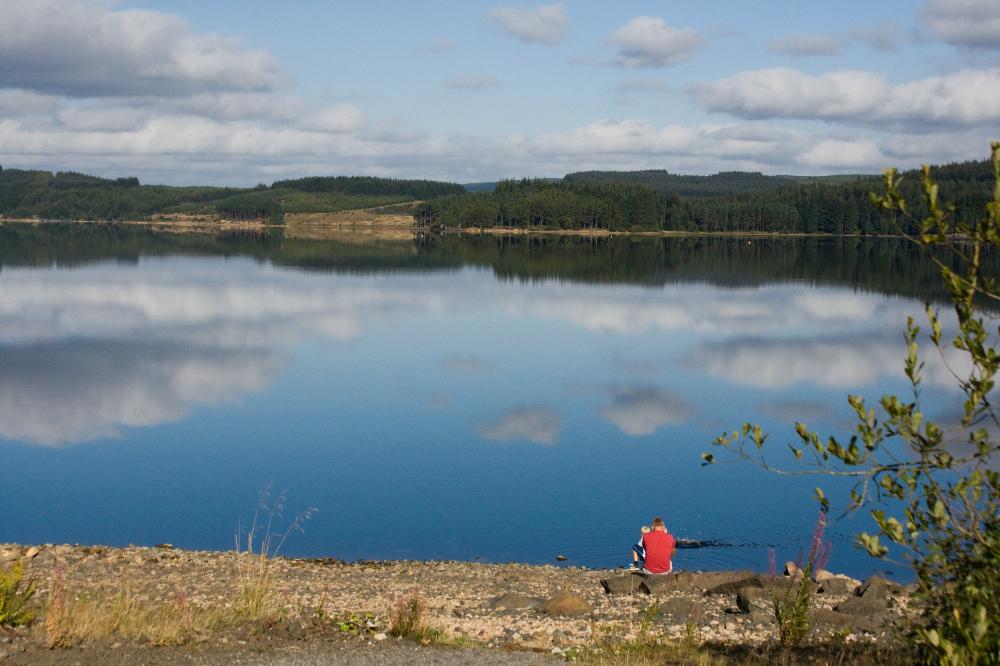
641,530,676,574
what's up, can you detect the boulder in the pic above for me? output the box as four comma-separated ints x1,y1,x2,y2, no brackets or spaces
815,605,891,634
490,592,544,610
855,576,903,601
818,575,860,596
835,595,889,615
659,598,697,622
784,561,800,577
665,571,755,593
639,574,675,595
811,608,857,630
749,609,776,626
540,590,593,617
735,591,752,614
704,574,766,596
600,574,645,595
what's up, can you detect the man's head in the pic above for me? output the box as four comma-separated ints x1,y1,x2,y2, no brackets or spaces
652,517,666,531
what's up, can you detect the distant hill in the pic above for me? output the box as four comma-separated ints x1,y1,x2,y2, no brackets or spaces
415,158,994,235
563,169,879,198
462,182,498,193
0,167,464,222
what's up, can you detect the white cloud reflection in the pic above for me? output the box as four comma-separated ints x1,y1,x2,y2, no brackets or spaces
0,259,943,446
0,341,279,446
599,386,692,436
479,406,564,445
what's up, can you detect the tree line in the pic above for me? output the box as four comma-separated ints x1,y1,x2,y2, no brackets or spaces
0,167,463,223
414,158,996,235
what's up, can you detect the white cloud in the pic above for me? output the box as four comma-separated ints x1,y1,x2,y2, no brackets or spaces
693,67,1000,128
486,3,568,44
479,406,564,444
599,386,692,436
768,34,843,56
0,89,60,116
299,105,366,134
921,0,1000,48
850,22,904,52
615,79,670,95
0,0,286,97
445,75,501,91
607,17,701,68
798,138,887,168
421,37,457,53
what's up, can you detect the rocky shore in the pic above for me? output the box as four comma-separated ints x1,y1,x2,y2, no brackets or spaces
0,543,914,664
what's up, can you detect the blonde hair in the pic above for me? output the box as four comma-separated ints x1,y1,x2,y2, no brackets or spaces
640,525,651,534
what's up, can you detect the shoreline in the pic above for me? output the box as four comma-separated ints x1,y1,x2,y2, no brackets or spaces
0,216,907,241
1,542,914,663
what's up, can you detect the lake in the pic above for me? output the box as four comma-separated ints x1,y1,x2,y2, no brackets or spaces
0,224,976,580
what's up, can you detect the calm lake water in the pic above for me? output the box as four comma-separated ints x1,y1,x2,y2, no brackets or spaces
0,224,977,581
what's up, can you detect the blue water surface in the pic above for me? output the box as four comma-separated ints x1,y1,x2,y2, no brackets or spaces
0,237,964,582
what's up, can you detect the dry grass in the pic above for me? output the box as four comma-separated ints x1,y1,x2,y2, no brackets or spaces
576,639,912,666
45,585,234,647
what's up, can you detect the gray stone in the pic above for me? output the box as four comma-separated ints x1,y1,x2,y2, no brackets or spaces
540,590,593,617
705,574,766,595
855,576,902,601
600,574,645,595
639,574,675,595
659,598,696,622
835,595,889,616
819,576,859,596
490,592,544,610
749,609,776,625
813,606,890,634
736,591,752,614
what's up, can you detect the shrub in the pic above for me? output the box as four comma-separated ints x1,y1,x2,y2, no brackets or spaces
771,511,831,645
706,142,1000,665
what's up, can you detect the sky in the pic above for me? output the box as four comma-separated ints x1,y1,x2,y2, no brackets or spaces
0,0,999,185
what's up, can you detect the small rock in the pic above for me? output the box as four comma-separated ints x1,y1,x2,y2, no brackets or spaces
23,547,39,560
783,561,800,577
373,632,387,641
540,590,593,617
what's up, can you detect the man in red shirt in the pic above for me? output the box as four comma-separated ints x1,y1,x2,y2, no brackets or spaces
640,517,676,574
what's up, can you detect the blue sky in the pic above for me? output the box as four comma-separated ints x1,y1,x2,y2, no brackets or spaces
0,0,998,184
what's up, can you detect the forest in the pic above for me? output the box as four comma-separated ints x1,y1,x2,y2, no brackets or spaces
0,167,462,222
1,157,994,236
415,158,995,235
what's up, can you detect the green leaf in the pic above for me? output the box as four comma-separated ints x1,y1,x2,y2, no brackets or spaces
814,487,829,512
